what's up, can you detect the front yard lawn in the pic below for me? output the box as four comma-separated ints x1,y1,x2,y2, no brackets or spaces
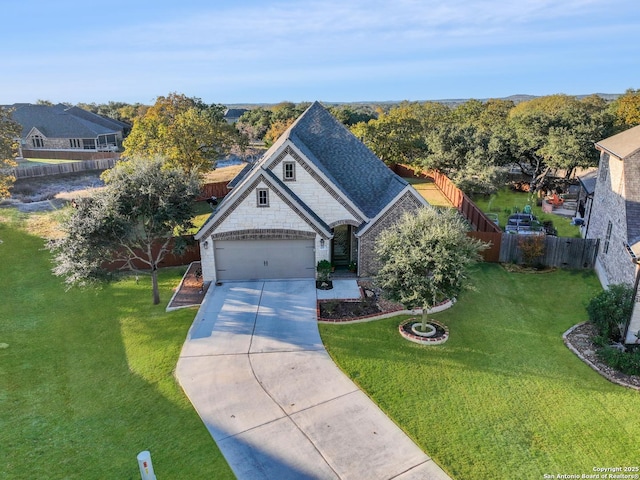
320,264,640,479
0,209,234,479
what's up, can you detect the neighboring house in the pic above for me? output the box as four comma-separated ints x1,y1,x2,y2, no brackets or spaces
195,101,428,282
6,103,129,157
585,124,640,343
223,108,248,124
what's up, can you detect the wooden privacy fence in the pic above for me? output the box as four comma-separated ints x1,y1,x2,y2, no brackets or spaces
392,164,598,269
13,157,118,178
197,181,230,201
21,149,119,161
392,164,501,234
499,234,599,269
104,236,201,271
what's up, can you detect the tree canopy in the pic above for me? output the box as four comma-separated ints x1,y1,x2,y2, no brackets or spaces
123,93,246,175
48,156,200,304
375,207,487,330
352,94,620,194
609,88,640,129
0,108,22,199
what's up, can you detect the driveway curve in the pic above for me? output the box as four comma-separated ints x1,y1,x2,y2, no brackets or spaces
176,280,450,480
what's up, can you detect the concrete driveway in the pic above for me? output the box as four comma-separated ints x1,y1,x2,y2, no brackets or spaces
176,280,450,480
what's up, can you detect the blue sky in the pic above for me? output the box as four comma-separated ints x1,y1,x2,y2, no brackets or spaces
2,0,639,105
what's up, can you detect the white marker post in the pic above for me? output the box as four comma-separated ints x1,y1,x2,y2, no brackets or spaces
137,451,157,480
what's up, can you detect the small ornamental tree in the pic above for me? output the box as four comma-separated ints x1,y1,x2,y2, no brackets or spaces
518,234,546,267
375,207,487,331
48,156,200,305
0,107,21,199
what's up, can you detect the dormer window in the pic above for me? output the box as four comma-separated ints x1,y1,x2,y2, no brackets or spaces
257,188,269,207
283,161,295,181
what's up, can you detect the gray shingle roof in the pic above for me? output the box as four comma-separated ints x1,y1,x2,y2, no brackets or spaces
287,101,408,218
8,103,125,138
596,124,640,160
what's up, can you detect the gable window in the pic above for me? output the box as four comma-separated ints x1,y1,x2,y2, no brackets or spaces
32,135,44,148
603,221,613,254
283,161,296,181
257,188,269,207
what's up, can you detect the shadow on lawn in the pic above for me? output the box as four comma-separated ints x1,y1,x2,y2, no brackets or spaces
0,222,234,479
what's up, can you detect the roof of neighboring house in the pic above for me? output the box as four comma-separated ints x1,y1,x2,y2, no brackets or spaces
223,108,248,122
578,169,598,195
7,103,127,138
595,124,640,160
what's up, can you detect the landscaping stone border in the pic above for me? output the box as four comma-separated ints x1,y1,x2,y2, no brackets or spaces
563,322,640,391
399,319,449,345
317,298,455,324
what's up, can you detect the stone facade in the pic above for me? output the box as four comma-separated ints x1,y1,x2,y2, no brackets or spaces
358,190,425,276
586,151,636,287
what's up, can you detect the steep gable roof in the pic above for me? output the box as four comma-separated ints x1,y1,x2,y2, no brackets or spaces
286,101,408,218
197,101,413,240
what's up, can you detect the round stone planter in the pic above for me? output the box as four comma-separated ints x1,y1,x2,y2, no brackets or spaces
399,318,449,345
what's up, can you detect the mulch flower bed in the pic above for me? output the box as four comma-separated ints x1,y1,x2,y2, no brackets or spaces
564,322,640,390
167,262,209,310
317,281,405,322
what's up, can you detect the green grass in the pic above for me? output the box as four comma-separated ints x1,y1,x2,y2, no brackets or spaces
320,264,640,480
472,188,581,238
16,158,81,166
191,201,215,233
405,178,455,208
0,209,234,479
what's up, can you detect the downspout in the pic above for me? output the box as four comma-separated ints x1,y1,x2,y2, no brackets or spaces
623,242,640,343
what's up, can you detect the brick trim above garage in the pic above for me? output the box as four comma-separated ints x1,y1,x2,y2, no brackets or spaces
211,229,316,241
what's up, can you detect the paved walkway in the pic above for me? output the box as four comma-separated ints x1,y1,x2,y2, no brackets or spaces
176,280,451,480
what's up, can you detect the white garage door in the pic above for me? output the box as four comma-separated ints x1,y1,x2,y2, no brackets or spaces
214,239,315,280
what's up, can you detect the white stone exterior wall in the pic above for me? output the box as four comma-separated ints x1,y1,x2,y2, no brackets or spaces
269,149,361,225
215,180,317,234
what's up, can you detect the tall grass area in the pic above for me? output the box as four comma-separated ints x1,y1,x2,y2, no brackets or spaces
0,209,234,479
320,264,640,480
472,188,581,238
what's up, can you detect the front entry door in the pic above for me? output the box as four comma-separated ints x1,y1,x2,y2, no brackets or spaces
331,225,351,267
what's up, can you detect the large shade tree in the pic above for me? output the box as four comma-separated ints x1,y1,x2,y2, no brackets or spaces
123,93,246,175
0,107,22,199
375,207,487,331
507,94,614,190
610,88,640,129
48,156,200,304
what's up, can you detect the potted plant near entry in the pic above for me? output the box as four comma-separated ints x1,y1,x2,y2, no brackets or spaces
316,260,333,290
348,261,357,273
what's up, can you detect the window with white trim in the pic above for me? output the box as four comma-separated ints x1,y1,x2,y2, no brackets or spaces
257,188,269,207
32,135,44,148
283,161,295,181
